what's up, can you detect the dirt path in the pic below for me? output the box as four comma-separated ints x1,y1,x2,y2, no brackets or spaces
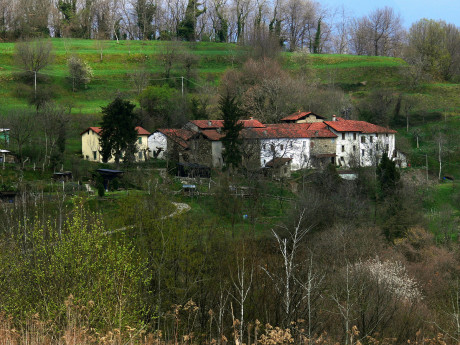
161,202,191,219
104,202,191,235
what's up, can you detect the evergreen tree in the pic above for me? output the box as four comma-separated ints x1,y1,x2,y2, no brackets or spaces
100,97,138,166
376,152,400,197
312,18,322,53
220,94,243,170
177,0,205,41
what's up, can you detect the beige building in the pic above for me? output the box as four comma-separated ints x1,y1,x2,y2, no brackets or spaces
81,126,151,163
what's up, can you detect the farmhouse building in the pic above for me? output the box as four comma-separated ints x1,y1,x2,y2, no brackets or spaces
324,115,396,167
147,112,399,171
81,126,150,163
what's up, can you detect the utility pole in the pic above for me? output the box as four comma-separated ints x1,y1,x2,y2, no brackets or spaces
438,141,442,180
425,154,428,182
181,76,184,96
34,70,37,98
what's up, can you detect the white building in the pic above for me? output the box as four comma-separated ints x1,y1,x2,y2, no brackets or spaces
324,116,396,168
148,129,193,159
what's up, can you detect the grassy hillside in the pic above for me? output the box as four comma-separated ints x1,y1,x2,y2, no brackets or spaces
0,39,409,115
0,38,459,178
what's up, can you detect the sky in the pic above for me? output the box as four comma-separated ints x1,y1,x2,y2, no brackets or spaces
319,0,460,27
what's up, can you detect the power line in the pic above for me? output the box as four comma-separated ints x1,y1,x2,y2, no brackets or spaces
0,68,210,89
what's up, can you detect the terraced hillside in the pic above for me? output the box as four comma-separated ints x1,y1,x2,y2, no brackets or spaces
0,39,411,115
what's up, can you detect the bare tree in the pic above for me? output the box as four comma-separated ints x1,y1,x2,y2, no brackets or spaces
281,0,316,51
262,209,312,324
349,7,404,57
229,255,253,343
130,65,150,95
4,110,35,164
15,40,54,97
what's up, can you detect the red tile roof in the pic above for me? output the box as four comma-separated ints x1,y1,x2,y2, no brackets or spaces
135,126,151,135
157,129,194,148
201,130,224,141
239,119,266,128
80,126,103,135
81,126,150,136
188,119,265,129
189,120,224,129
281,111,325,122
241,123,337,139
324,118,397,134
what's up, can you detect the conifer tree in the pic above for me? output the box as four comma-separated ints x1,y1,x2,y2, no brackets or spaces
220,93,243,170
376,152,400,197
100,97,138,166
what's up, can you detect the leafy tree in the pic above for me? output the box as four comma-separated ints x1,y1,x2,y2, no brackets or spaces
100,97,138,165
405,19,460,81
189,96,209,119
0,201,146,328
376,153,400,198
220,93,243,170
68,55,93,91
135,0,157,40
139,85,184,128
177,0,205,41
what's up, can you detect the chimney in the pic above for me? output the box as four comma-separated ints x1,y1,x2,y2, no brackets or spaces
208,120,212,126
332,115,337,121
249,117,253,120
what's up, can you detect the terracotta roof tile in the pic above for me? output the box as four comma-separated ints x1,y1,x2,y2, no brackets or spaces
157,128,194,148
189,120,224,129
189,119,266,129
80,126,103,135
325,119,397,134
135,126,151,135
241,123,337,139
201,130,224,141
81,126,151,136
281,111,325,122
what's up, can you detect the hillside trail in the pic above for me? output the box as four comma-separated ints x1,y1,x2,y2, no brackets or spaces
104,202,191,235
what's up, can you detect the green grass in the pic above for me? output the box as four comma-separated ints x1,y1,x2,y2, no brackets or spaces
0,39,412,116
424,183,460,242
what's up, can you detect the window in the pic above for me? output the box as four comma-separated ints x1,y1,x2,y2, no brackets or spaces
386,134,388,138
263,144,266,150
370,149,373,156
342,133,345,140
376,134,379,138
280,144,284,150
290,142,293,148
270,144,275,152
341,145,345,152
361,149,365,156
93,151,97,160
138,137,142,144
386,144,389,151
376,143,379,150
353,145,356,152
353,133,356,140
341,157,344,162
138,151,143,160
370,136,373,143
361,136,365,143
